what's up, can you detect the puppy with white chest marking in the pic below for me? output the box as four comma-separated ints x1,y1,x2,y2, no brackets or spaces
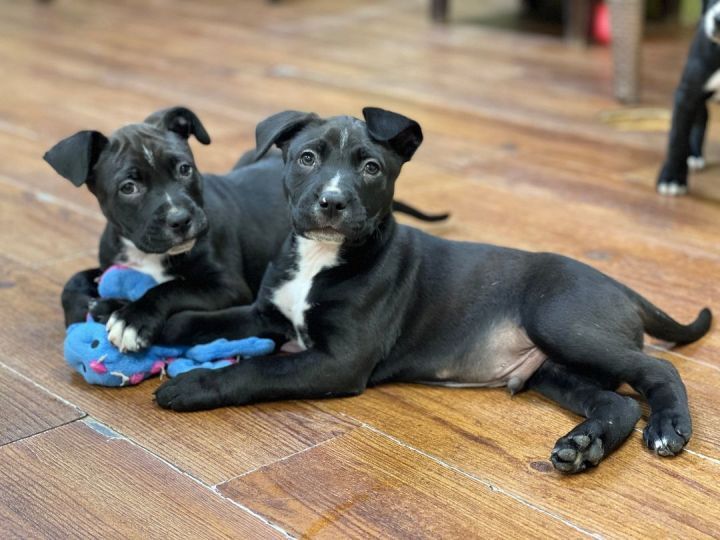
658,0,720,195
156,107,711,474
45,106,447,353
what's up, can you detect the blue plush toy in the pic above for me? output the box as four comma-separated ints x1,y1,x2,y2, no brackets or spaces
64,266,275,387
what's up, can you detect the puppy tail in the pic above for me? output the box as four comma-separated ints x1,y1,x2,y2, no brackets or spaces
392,200,450,222
634,295,712,345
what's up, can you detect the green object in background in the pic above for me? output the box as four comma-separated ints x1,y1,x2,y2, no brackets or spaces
679,0,702,25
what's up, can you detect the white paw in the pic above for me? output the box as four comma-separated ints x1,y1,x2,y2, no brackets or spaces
657,182,688,196
687,156,705,171
106,313,147,353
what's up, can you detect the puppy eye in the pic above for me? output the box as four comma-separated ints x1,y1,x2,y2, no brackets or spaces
119,180,139,196
299,151,316,167
364,160,381,175
177,162,193,177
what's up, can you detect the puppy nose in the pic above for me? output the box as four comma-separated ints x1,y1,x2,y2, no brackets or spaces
318,191,349,215
166,208,192,232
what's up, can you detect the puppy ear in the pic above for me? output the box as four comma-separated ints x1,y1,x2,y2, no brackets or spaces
144,106,211,145
43,130,108,187
255,110,319,160
362,107,423,162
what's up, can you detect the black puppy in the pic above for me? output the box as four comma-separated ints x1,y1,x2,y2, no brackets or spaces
658,0,720,195
156,107,711,474
45,107,446,353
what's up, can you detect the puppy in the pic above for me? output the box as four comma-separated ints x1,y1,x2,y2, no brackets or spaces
657,0,720,195
45,107,446,352
156,107,711,473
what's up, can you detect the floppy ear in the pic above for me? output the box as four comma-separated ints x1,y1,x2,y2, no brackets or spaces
362,107,423,162
144,106,211,145
255,110,320,160
43,130,109,187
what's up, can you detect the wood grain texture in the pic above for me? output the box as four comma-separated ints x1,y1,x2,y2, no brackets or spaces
0,421,280,538
0,181,102,267
0,364,83,446
317,386,720,538
219,427,585,539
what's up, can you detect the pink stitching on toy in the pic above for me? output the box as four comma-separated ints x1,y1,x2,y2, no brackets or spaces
129,373,145,385
150,360,165,374
89,359,108,374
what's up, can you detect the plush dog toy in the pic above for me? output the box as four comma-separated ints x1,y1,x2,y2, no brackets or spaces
64,266,275,386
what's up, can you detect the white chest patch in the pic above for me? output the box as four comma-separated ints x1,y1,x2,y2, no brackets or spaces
271,237,341,349
704,69,720,93
118,238,173,284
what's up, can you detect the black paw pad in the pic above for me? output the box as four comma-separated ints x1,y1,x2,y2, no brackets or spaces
550,432,604,474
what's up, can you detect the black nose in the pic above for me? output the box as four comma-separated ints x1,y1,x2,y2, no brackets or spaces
318,192,349,215
166,208,192,232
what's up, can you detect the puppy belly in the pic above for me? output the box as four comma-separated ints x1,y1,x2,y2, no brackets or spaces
425,322,546,391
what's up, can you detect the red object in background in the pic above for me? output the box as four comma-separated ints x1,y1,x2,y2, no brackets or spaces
593,1,612,44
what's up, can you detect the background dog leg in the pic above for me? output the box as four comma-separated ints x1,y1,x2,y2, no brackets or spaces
658,83,705,195
687,96,711,171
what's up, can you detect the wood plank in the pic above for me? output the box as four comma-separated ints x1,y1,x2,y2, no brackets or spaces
0,363,84,446
316,385,720,538
0,180,102,267
0,421,281,538
219,427,586,539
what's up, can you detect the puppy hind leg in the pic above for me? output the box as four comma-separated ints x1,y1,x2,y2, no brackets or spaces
526,361,641,473
61,268,102,326
532,331,691,458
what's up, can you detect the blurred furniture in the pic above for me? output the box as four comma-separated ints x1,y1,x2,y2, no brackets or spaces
429,0,646,103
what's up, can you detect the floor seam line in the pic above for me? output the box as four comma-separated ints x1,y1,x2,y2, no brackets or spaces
646,344,720,373
79,416,297,539
0,416,87,449
630,427,720,466
0,173,104,221
0,359,86,413
215,431,351,487
359,421,603,539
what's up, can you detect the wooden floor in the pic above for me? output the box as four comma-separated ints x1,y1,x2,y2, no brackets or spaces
1,0,719,537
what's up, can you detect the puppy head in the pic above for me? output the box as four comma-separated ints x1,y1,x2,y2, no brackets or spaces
255,107,422,244
44,107,211,254
704,0,720,43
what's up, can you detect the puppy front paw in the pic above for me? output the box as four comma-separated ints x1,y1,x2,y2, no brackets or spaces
106,304,163,353
155,369,227,411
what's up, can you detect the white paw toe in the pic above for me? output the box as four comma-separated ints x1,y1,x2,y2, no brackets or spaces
107,316,126,350
657,182,688,196
119,325,146,353
687,156,705,171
